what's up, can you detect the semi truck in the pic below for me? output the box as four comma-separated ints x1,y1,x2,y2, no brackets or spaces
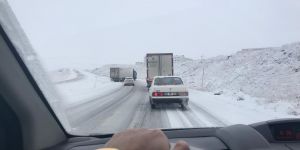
110,67,137,82
145,53,174,87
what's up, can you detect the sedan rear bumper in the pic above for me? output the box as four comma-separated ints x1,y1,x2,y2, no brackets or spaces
151,96,189,104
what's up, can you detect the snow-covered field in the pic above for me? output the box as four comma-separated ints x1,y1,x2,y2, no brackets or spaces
163,89,298,129
188,90,296,125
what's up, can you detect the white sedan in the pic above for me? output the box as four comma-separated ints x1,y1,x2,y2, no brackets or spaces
123,77,135,86
149,76,189,109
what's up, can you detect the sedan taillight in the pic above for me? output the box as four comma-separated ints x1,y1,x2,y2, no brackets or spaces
178,92,188,96
152,92,163,96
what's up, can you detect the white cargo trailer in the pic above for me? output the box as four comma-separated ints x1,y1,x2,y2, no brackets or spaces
110,67,134,82
145,53,173,87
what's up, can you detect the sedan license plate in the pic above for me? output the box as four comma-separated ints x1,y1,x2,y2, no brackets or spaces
164,92,177,96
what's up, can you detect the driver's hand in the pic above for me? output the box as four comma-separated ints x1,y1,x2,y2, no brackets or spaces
103,128,189,150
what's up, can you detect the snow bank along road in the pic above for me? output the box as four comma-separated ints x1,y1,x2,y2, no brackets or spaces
63,80,226,135
56,71,297,135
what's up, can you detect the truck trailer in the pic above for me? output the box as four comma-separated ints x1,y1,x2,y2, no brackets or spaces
145,53,174,87
110,67,135,82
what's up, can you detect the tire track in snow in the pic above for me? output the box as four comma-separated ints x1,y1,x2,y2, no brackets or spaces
128,89,151,128
160,106,172,128
131,103,171,129
129,87,172,129
181,106,206,127
131,102,211,129
89,86,142,133
164,105,205,128
67,86,135,132
65,85,123,109
189,101,226,126
73,81,150,134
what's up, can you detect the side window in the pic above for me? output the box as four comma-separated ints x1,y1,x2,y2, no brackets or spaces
174,78,183,85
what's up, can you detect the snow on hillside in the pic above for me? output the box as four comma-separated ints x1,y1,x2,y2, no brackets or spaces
175,42,300,98
51,70,122,106
174,42,300,115
49,68,81,83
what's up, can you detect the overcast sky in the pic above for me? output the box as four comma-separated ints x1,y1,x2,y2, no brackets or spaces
8,0,300,70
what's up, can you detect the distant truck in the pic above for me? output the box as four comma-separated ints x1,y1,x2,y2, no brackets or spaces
145,53,174,87
133,70,137,80
110,67,137,82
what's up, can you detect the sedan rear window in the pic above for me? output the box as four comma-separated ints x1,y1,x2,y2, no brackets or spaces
154,77,183,85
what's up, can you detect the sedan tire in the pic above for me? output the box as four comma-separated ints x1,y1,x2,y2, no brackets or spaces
181,99,188,110
149,97,156,109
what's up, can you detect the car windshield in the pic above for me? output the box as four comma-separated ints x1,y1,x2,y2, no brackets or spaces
154,77,183,85
1,0,300,135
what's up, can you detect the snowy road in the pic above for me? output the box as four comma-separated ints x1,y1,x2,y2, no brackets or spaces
65,80,225,134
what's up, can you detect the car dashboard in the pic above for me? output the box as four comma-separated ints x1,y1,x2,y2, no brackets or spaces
48,119,300,150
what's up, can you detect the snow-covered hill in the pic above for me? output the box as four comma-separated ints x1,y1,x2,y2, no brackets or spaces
49,68,81,83
175,42,300,104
